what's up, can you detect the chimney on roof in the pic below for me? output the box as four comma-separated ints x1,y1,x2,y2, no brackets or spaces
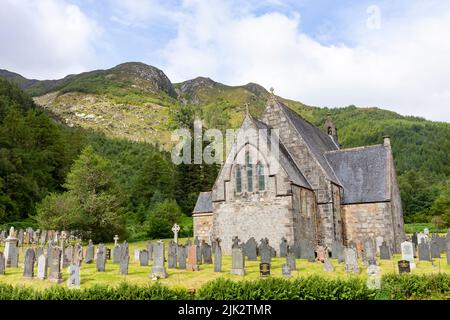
324,112,338,146
383,135,391,147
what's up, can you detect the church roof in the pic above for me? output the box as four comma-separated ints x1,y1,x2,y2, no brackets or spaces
192,191,213,213
324,145,390,204
278,102,341,184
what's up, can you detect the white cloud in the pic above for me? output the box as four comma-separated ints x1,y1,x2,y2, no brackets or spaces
0,0,100,79
162,0,450,122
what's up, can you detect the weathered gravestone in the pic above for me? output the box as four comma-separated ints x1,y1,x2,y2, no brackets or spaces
279,237,288,258
418,238,431,261
0,253,5,275
363,238,375,264
37,254,47,279
18,229,24,246
187,245,199,271
231,247,245,276
398,260,411,273
172,223,180,244
286,247,296,271
85,240,94,263
96,244,106,272
68,264,80,288
4,227,18,267
412,232,418,248
344,247,359,273
282,263,291,277
430,239,441,259
202,243,212,264
259,240,272,265
113,245,120,264
40,230,47,246
323,255,334,272
168,241,177,269
147,241,153,261
35,247,44,261
214,240,222,272
401,241,416,268
151,241,167,278
48,248,63,283
63,245,73,268
231,236,240,249
366,264,381,289
244,237,257,261
23,248,35,278
196,244,202,265
259,263,270,277
379,241,391,260
139,249,149,266
73,243,83,266
119,242,129,275
10,246,19,268
178,245,187,269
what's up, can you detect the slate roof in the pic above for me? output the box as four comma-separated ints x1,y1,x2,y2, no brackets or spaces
192,191,213,213
278,102,341,184
324,145,389,204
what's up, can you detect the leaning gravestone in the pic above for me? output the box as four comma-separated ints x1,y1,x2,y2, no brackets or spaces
418,238,431,261
96,244,106,272
85,240,94,263
139,249,149,267
344,247,359,273
168,241,177,269
0,253,5,275
380,241,391,260
214,241,222,272
187,245,199,271
231,247,245,276
23,248,35,278
178,245,187,269
119,242,129,275
244,238,257,261
151,241,167,278
37,254,47,279
68,264,80,288
279,237,288,257
48,247,63,283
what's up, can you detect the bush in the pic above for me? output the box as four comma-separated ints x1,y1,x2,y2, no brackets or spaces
144,199,183,239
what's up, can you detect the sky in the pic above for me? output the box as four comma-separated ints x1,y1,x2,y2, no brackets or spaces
1,0,449,122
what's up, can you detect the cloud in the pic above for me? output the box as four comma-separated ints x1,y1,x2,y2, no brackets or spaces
0,0,101,79
161,0,450,122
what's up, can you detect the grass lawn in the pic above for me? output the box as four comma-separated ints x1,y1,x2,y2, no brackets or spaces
1,237,449,291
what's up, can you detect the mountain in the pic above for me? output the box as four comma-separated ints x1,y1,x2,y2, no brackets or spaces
1,62,449,222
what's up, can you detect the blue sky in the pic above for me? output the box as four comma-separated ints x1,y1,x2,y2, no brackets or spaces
1,0,449,122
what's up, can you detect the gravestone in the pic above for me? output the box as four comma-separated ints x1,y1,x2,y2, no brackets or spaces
323,255,334,272
398,260,411,273
37,254,47,279
196,244,202,265
231,236,240,249
380,241,391,260
147,241,153,261
231,247,245,276
417,233,428,247
344,247,359,273
134,249,140,262
4,227,18,267
375,236,384,255
292,241,301,259
168,240,177,269
401,241,416,268
187,245,199,271
73,243,83,266
151,241,167,278
286,247,296,271
430,239,441,259
119,242,129,275
194,236,199,246
363,238,375,264
214,240,222,272
10,246,19,268
259,263,270,277
172,223,180,244
418,238,431,261
23,248,35,278
112,245,120,264
202,243,213,264
0,253,5,275
40,230,47,245
67,264,80,288
244,237,257,260
279,237,288,257
18,229,24,246
96,244,106,272
48,248,63,283
46,241,54,266
178,245,187,269
186,239,192,247
106,248,111,260
85,240,94,263
366,264,381,289
139,249,149,266
282,263,291,277
35,247,44,260
259,240,272,265
63,245,73,268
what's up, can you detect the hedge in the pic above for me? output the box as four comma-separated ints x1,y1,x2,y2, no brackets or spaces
0,274,449,300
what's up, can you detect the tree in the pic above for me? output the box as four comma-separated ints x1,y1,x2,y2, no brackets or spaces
144,199,182,238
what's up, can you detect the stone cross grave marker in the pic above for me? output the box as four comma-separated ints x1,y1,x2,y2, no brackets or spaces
68,264,80,288
48,247,63,283
119,241,129,275
139,249,149,266
151,241,167,278
214,239,222,272
172,223,180,244
344,247,359,273
279,237,288,258
37,254,47,279
178,245,186,269
168,240,177,269
96,244,106,272
113,235,119,247
231,246,245,276
244,237,257,261
85,240,94,263
23,248,35,278
187,245,199,271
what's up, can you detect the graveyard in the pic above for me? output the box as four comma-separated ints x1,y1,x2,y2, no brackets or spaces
0,227,450,294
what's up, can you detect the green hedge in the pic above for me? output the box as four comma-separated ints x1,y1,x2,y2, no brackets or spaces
0,274,449,300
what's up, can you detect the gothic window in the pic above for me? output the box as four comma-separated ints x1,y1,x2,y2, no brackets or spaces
257,162,265,191
246,152,253,192
235,166,242,193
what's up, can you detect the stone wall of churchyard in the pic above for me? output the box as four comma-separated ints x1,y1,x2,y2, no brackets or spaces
292,185,317,245
193,213,213,242
261,101,341,248
341,202,395,248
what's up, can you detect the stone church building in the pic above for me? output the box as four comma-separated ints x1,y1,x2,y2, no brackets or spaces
193,94,405,254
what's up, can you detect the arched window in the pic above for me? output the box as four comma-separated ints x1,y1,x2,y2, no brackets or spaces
257,163,265,191
235,166,242,193
246,152,253,192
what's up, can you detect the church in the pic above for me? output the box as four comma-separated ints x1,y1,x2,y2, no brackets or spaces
192,93,405,254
